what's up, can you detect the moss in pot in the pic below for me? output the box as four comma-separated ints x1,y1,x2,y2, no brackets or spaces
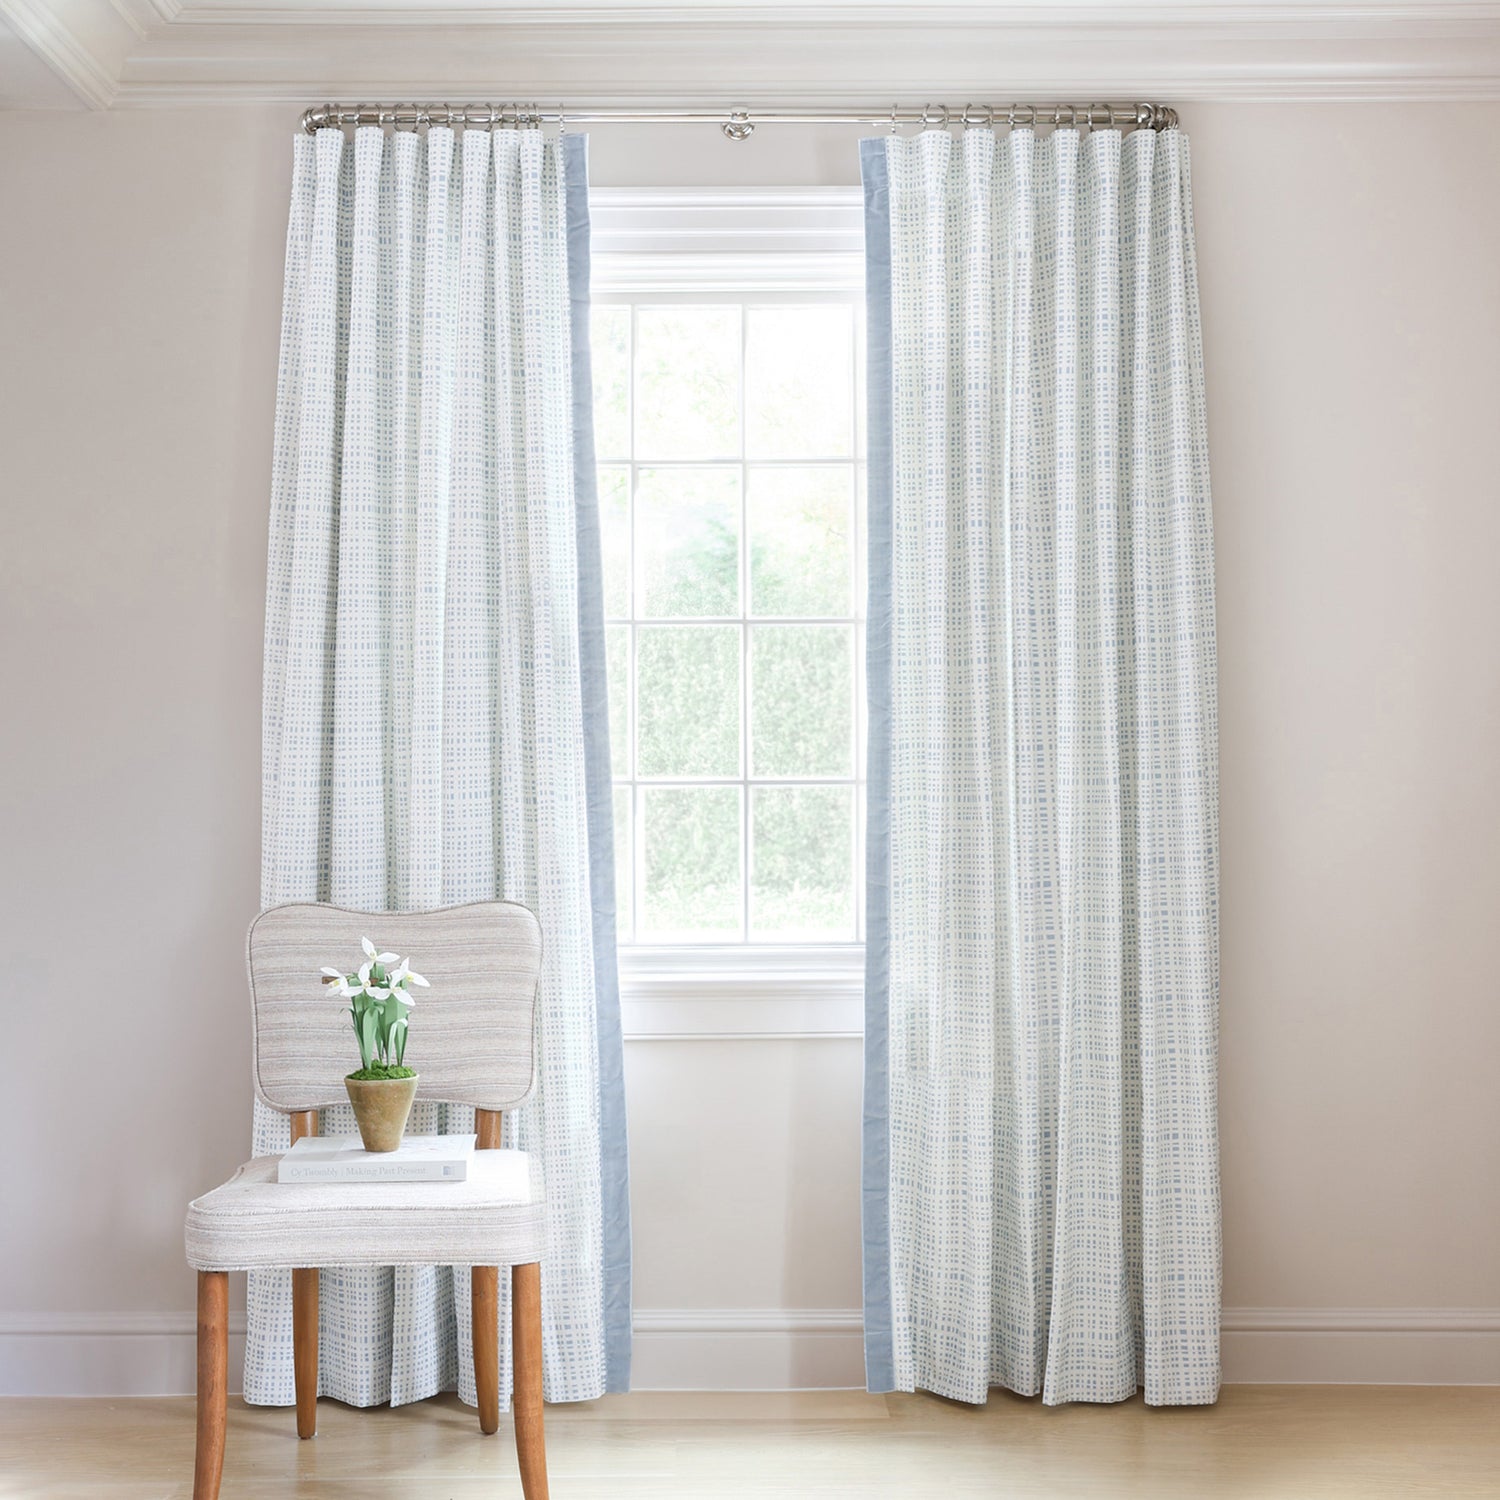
321,938,430,1152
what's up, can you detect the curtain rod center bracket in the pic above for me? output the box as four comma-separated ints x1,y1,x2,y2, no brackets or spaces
721,110,755,142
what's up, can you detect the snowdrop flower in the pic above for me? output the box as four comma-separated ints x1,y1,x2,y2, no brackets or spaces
323,939,429,1072
361,936,400,965
320,966,356,997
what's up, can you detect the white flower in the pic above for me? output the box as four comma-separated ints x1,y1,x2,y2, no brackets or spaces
360,935,399,964
390,960,410,986
366,986,392,1001
406,968,430,988
320,966,357,997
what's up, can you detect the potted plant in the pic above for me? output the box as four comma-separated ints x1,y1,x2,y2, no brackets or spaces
321,937,430,1152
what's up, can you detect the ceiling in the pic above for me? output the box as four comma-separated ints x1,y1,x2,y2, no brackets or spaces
2,1,1499,112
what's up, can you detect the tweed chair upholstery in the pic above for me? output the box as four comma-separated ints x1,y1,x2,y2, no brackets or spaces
248,899,543,1114
186,1150,545,1271
185,900,546,1274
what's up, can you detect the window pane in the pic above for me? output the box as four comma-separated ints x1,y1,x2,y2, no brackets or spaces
592,304,630,459
750,625,853,777
613,784,633,943
636,467,739,618
635,306,740,459
746,305,854,460
599,465,630,618
637,625,740,777
640,786,742,940
748,465,852,618
751,785,854,940
606,624,630,778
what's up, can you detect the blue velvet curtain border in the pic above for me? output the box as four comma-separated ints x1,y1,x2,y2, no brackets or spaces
563,131,632,1393
859,135,896,1396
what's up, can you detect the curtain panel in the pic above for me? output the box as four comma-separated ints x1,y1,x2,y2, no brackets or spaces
861,126,1220,1406
250,124,630,1409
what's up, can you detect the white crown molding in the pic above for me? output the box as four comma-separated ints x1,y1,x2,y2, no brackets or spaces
5,0,1500,110
4,1307,1496,1394
129,2,1500,26
108,0,183,40
0,0,141,107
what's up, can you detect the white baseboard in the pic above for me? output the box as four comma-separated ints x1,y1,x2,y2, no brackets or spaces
2,1307,1495,1397
632,1309,867,1391
0,1312,248,1398
1221,1307,1500,1386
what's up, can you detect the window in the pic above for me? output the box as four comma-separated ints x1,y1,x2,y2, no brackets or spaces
592,295,866,947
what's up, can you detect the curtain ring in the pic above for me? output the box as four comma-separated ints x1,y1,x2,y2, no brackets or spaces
1089,102,1111,130
888,105,900,135
921,103,948,129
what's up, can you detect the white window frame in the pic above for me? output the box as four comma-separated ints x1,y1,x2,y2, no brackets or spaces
592,188,866,1040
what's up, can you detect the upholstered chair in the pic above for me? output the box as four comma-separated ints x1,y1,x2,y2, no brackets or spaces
184,901,550,1500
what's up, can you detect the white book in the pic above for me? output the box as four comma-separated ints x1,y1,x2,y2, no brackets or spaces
277,1133,477,1183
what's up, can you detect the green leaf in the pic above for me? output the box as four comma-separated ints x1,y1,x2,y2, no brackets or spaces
360,1008,379,1071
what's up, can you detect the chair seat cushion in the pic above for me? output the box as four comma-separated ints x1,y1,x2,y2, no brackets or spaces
185,1149,544,1272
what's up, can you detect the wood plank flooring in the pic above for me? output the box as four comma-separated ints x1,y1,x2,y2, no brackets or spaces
2,1385,1496,1498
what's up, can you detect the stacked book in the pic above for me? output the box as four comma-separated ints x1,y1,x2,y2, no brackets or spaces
277,1133,478,1183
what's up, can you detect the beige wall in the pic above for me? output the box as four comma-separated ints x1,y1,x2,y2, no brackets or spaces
1,103,1497,1393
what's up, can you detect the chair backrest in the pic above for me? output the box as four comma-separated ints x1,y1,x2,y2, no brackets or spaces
248,900,543,1114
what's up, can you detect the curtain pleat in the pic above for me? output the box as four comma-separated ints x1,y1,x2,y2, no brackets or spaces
249,125,629,1410
862,125,1219,1407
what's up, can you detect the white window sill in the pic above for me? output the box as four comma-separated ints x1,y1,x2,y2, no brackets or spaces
617,945,865,1040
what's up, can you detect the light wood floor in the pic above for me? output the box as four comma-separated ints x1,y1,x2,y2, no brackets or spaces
3,1386,1497,1498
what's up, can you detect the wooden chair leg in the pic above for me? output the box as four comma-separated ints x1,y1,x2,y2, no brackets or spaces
512,1260,549,1500
293,1267,318,1439
193,1271,228,1500
289,1109,320,1441
473,1266,500,1436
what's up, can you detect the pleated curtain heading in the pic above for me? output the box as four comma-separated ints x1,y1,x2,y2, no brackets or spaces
254,123,630,1410
861,124,1221,1406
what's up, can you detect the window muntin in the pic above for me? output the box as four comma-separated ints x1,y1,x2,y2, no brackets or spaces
593,295,866,946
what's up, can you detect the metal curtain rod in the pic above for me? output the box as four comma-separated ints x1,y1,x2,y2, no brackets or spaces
300,101,1179,140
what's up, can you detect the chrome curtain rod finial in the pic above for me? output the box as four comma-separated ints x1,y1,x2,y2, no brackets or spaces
300,100,1179,137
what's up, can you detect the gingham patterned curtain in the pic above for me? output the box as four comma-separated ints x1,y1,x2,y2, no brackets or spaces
249,124,630,1410
861,126,1221,1406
